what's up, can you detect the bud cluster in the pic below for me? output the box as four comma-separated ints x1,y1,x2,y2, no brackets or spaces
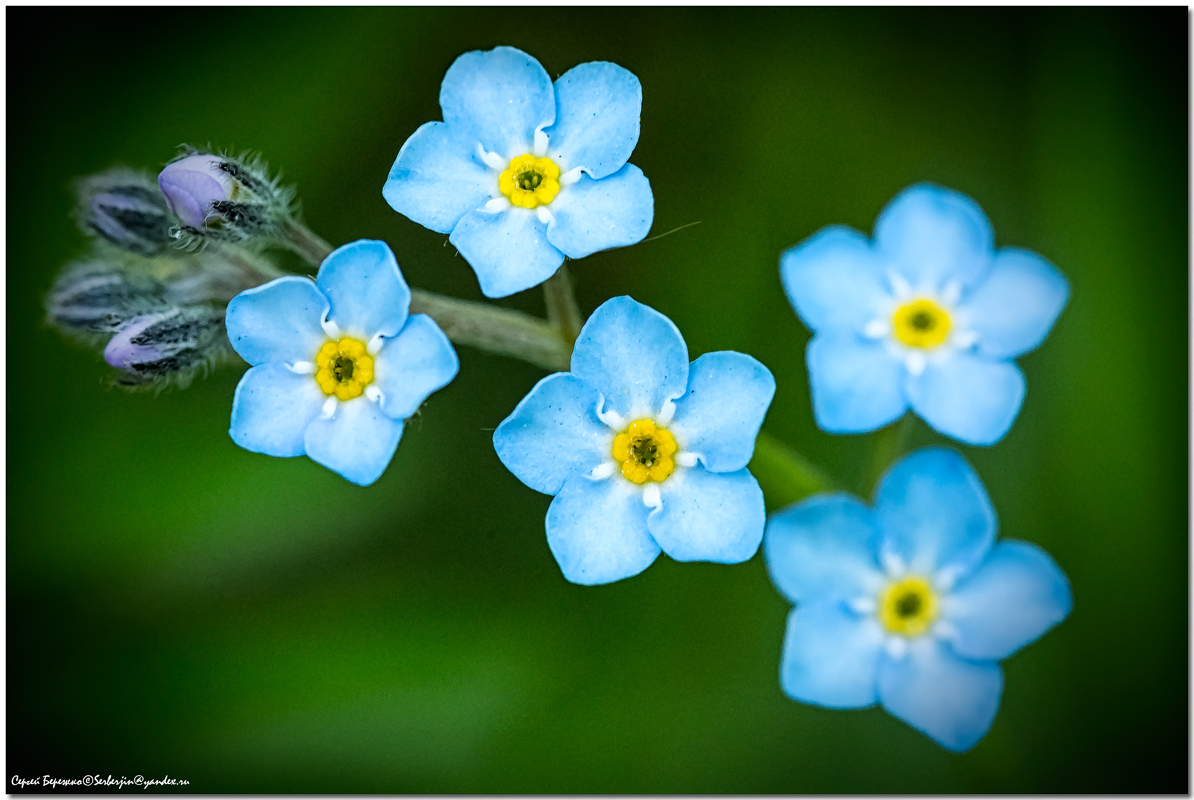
46,259,234,391
50,149,302,391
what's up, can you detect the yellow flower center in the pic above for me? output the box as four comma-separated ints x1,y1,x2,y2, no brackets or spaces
891,298,952,349
498,154,561,209
877,576,939,637
612,419,678,484
314,337,374,401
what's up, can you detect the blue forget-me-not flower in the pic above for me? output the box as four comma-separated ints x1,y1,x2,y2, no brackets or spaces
764,447,1071,752
780,184,1069,445
494,296,774,585
383,46,653,299
225,239,458,486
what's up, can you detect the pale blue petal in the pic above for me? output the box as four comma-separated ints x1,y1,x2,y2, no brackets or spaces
439,46,554,157
449,208,563,298
874,447,995,579
304,398,404,486
493,373,612,496
544,61,641,179
960,247,1070,360
905,352,1026,446
806,334,906,434
764,493,886,605
669,352,775,473
780,226,890,333
373,314,459,421
874,184,994,292
225,276,328,366
570,296,689,419
317,240,410,339
545,477,660,585
780,603,885,709
545,165,653,259
943,540,1072,661
229,363,325,457
648,466,764,564
382,121,495,234
878,637,1003,752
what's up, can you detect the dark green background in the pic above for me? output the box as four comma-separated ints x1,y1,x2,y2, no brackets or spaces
8,7,1187,793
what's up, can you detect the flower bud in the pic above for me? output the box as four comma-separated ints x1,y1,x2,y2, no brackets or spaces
158,148,293,246
157,154,236,228
74,170,174,257
103,306,228,389
46,261,168,338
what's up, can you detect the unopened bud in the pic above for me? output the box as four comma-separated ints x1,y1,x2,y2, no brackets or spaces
46,261,168,337
103,306,228,389
159,148,293,246
158,154,235,228
75,170,174,257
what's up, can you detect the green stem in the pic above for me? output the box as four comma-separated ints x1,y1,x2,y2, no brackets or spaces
749,432,836,510
279,218,334,267
277,219,571,371
409,290,570,372
542,264,583,347
860,414,915,495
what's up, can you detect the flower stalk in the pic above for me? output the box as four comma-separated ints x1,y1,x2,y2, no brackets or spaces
749,432,836,511
542,264,583,347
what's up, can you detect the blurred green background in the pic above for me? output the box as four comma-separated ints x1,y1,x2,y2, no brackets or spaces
8,7,1187,793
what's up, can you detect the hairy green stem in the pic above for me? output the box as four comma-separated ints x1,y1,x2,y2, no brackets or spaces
409,290,570,372
279,219,334,267
542,265,583,347
861,414,915,494
749,432,836,510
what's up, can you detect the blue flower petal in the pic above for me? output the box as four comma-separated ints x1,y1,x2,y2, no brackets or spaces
647,466,764,564
780,225,890,334
304,399,404,486
669,351,775,473
317,240,411,340
874,447,996,580
544,61,642,179
806,334,907,433
960,247,1070,360
545,165,653,259
229,363,325,457
874,184,994,292
780,603,885,709
943,540,1072,661
372,314,459,421
382,121,495,234
905,352,1026,446
439,46,555,158
546,477,660,585
764,493,886,605
449,208,564,298
493,373,612,496
225,276,328,366
570,296,689,420
877,637,1003,752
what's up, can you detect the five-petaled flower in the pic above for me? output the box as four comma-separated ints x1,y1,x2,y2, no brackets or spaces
225,239,459,486
764,447,1071,752
383,46,653,299
494,296,775,585
780,183,1069,445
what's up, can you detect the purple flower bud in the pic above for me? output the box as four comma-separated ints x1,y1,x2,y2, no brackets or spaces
158,154,235,228
88,185,172,256
101,305,227,389
104,314,166,370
